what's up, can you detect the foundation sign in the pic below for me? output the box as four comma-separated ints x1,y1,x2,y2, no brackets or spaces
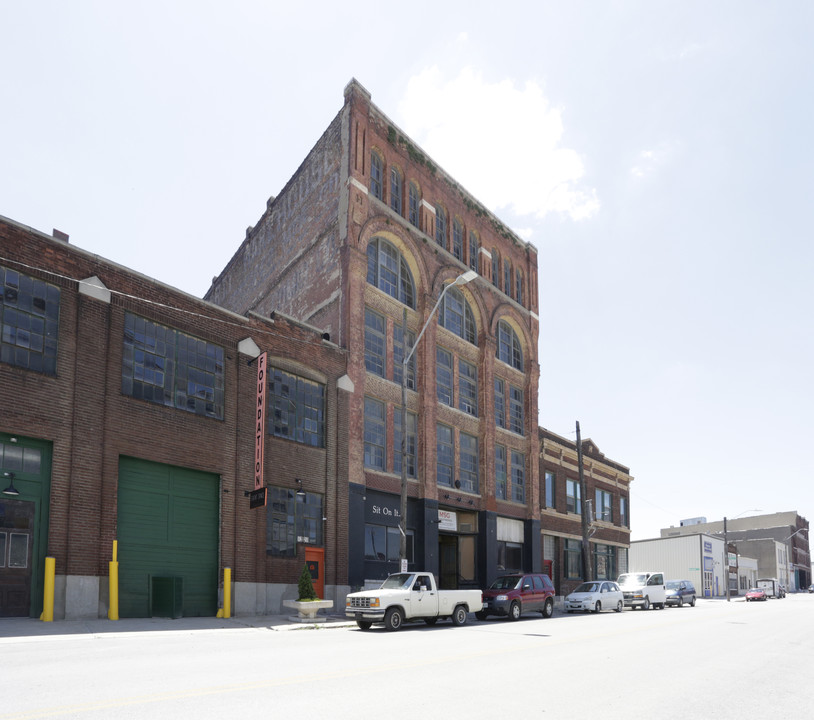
252,351,268,508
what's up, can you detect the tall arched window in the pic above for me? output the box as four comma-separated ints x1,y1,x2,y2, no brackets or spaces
515,269,524,305
408,182,420,228
452,219,464,261
468,231,479,273
439,286,477,345
370,151,383,201
366,237,416,308
390,167,403,214
491,249,500,288
496,320,522,370
435,205,447,248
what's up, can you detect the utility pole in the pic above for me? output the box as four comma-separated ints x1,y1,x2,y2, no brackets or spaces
576,421,592,581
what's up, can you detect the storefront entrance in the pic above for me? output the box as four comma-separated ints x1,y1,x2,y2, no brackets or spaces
439,534,458,589
0,499,34,617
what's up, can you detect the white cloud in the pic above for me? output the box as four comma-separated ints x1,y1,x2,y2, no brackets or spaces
629,144,677,180
398,67,599,222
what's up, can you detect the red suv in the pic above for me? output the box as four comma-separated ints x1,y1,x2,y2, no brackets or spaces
478,573,556,621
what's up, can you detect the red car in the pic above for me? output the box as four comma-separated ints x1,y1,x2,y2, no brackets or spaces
478,573,556,620
745,587,767,602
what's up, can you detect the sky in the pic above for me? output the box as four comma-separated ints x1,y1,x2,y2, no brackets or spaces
2,1,812,541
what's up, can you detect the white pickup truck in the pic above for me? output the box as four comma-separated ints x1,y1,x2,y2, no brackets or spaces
345,572,483,631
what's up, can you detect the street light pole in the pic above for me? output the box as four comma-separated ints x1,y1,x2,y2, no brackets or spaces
399,269,478,568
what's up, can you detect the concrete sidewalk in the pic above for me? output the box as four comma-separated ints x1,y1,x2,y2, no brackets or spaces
0,612,356,641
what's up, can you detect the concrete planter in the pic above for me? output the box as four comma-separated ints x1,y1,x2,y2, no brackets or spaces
282,599,334,623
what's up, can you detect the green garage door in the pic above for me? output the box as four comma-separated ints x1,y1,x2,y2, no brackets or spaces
118,457,219,618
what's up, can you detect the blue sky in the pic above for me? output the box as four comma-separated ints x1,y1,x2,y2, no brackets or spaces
2,1,812,540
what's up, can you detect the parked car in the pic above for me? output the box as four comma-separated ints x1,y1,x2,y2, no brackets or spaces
745,587,767,602
665,580,697,607
617,571,667,610
478,573,555,621
564,581,624,613
808,583,814,593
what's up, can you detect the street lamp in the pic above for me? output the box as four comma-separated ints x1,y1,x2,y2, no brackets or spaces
398,269,478,568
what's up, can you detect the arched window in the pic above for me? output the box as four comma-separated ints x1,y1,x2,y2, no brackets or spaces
366,237,415,308
503,260,512,296
390,167,403,214
496,320,522,370
408,182,420,228
370,152,383,201
491,249,500,288
468,231,479,273
435,205,447,248
515,269,524,305
439,286,477,345
452,219,464,261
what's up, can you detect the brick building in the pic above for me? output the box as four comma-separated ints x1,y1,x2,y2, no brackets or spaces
0,215,350,618
206,79,541,590
539,427,632,596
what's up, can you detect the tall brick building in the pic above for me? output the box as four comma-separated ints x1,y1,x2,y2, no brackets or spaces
0,215,349,618
207,79,541,590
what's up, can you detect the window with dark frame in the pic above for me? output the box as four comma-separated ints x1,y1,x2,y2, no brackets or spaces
491,249,500,288
452,219,464,261
436,347,453,406
496,320,523,371
439,286,477,345
459,432,478,493
435,206,447,248
390,167,403,214
494,378,506,429
565,539,583,579
511,450,525,503
436,423,454,488
364,308,386,377
267,487,323,556
458,359,478,417
495,445,507,501
370,151,383,200
595,489,613,523
566,479,582,515
544,471,555,509
408,182,420,227
508,385,524,434
268,367,325,447
468,231,479,272
363,397,386,470
367,238,416,308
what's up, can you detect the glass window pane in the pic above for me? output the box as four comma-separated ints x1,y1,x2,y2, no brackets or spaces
9,533,28,568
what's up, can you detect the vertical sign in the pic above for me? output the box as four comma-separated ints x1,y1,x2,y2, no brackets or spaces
254,352,267,491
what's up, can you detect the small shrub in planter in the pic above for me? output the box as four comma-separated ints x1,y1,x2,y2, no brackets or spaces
298,564,318,601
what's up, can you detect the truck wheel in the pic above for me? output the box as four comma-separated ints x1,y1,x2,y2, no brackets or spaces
424,618,438,626
384,607,404,631
509,601,521,621
642,597,650,610
615,600,623,612
541,598,554,619
452,605,468,626
356,620,372,631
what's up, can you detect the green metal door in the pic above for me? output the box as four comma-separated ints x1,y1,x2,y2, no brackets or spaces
117,457,219,618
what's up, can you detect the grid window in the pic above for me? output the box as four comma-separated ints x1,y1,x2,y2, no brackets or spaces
267,488,323,556
367,238,415,308
390,167,403,214
436,347,453,406
459,432,478,493
439,287,477,345
468,231,479,272
566,479,582,515
436,424,454,488
122,312,224,419
508,385,524,434
393,325,416,389
268,367,325,447
435,206,447,248
452,220,464,260
596,489,613,523
495,445,507,501
593,543,615,580
458,359,478,417
0,442,42,474
408,182,420,227
370,152,383,200
1,266,60,375
364,308,386,377
494,378,506,429
565,539,583,579
511,451,525,503
544,471,555,509
394,410,417,478
496,320,522,371
364,397,386,470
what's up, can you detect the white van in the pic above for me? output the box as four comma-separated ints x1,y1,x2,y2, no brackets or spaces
617,571,667,610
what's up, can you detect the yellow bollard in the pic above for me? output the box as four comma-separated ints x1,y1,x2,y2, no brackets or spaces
41,556,55,622
223,567,231,619
108,540,119,621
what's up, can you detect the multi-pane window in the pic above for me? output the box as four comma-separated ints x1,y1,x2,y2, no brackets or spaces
491,250,500,288
268,367,325,446
394,410,417,478
515,269,523,305
496,320,522,371
408,182,420,227
508,385,524,434
468,231,479,272
596,489,613,523
268,487,323,556
494,378,506,429
452,219,464,261
436,347,453,406
504,262,512,296
370,151,383,200
544,471,555,508
436,424,454,487
367,238,415,308
620,496,629,527
459,433,478,493
393,325,416,389
566,479,582,515
122,312,225,419
565,539,583,579
1,267,60,375
364,397,386,470
435,206,447,248
439,287,476,345
593,543,615,580
364,308,386,377
458,359,478,417
511,451,525,503
0,441,42,475
495,445,507,500
390,167,403,214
